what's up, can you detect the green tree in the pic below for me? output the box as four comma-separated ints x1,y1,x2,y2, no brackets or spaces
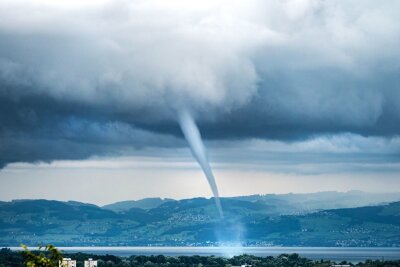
21,244,63,267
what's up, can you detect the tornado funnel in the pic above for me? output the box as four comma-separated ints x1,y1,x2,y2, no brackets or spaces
178,110,224,218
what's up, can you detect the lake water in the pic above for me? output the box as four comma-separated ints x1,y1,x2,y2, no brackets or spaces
9,247,400,262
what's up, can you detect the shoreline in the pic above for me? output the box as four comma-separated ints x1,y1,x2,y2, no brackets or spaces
4,246,400,261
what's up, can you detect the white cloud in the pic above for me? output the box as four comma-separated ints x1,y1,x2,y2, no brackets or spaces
1,0,399,120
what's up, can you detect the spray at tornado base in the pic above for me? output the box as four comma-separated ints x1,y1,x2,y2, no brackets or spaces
178,110,224,219
179,110,245,254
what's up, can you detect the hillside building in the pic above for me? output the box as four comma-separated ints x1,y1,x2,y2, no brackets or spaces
59,258,76,267
84,258,98,267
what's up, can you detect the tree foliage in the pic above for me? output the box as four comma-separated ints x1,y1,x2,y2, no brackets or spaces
1,248,400,267
21,244,63,267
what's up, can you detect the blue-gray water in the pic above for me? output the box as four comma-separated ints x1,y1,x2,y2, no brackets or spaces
9,247,400,262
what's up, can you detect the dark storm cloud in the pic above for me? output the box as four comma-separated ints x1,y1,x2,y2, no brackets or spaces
0,92,184,167
0,0,400,168
136,68,400,140
206,69,400,139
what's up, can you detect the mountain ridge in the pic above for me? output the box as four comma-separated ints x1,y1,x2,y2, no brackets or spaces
100,191,400,214
0,193,399,247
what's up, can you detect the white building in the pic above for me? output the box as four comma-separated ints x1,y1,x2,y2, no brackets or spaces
59,258,76,267
84,258,98,267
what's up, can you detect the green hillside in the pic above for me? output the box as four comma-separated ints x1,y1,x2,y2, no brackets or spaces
103,191,400,214
103,198,174,212
0,197,399,247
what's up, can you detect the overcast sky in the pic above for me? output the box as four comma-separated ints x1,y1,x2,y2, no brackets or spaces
0,0,399,205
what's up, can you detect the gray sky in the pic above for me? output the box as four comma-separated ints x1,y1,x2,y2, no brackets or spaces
0,0,399,204
0,137,399,205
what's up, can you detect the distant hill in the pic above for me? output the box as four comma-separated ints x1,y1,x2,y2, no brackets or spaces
0,195,399,247
103,198,174,212
232,191,400,214
102,191,400,214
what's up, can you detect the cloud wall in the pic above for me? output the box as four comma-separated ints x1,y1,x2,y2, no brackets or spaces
0,0,399,167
